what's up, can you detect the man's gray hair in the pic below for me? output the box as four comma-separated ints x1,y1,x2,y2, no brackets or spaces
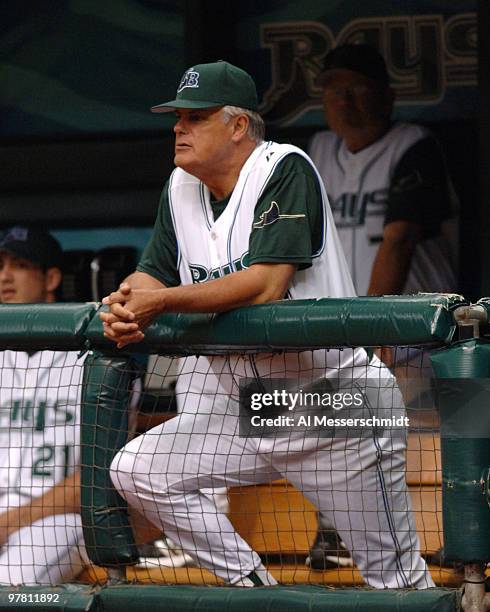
222,105,265,143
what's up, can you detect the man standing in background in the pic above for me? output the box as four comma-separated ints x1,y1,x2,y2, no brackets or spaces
307,43,458,570
309,43,457,298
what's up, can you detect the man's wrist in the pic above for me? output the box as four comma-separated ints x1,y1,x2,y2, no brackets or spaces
155,288,168,312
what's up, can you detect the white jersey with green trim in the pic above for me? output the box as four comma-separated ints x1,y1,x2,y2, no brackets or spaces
167,140,377,382
0,350,84,506
168,140,355,299
309,123,457,295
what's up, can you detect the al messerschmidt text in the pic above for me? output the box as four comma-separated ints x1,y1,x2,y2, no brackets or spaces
250,414,410,428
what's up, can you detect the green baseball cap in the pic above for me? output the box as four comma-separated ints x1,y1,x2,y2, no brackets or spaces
151,60,259,113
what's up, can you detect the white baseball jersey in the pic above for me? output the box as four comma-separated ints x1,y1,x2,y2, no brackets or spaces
309,123,457,295
170,141,355,298
0,350,84,506
168,141,370,381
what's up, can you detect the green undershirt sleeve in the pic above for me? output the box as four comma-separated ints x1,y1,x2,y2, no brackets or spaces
136,181,181,287
248,154,324,270
385,136,453,239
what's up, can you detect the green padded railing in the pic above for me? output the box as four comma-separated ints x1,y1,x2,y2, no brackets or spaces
81,353,140,567
0,293,464,354
431,339,490,563
0,303,97,351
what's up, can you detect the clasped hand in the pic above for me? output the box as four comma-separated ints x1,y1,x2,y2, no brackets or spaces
99,283,161,348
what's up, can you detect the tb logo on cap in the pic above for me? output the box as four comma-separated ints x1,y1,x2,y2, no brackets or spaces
0,226,28,246
177,69,200,93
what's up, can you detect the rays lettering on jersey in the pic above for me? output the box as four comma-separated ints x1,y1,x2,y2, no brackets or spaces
0,399,76,430
329,189,388,227
189,252,250,284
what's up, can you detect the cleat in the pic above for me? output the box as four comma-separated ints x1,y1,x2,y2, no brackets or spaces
136,537,195,569
306,529,354,570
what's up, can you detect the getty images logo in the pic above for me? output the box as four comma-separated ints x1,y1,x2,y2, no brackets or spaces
177,69,200,93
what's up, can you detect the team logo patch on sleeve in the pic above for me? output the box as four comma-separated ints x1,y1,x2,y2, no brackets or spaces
253,201,305,228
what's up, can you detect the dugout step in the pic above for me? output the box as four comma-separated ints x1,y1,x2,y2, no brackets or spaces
77,563,469,588
405,431,442,486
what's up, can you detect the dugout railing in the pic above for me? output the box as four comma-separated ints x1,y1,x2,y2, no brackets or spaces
0,294,488,612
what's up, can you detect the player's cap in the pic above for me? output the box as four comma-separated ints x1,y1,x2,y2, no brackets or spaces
0,226,63,269
316,44,390,87
151,60,259,113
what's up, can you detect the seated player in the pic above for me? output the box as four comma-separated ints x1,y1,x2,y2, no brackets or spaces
0,226,88,585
